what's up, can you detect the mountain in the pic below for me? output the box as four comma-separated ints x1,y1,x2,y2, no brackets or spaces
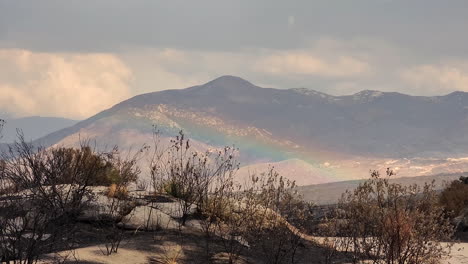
28,75,468,184
1,116,79,143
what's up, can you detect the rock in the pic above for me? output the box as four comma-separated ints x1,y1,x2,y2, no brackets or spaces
78,190,201,232
119,204,179,230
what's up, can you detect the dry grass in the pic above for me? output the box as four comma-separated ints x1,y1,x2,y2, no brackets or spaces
107,184,128,199
154,244,183,264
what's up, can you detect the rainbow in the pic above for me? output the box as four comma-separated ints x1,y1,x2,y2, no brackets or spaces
161,116,363,184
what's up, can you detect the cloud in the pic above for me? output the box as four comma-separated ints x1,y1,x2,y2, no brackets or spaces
288,15,296,27
7,40,468,120
253,51,371,78
0,49,132,119
2,0,468,59
120,45,373,96
400,63,468,95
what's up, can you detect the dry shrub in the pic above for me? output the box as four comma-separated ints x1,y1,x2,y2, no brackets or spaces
44,146,139,187
239,169,312,264
0,136,112,263
107,183,128,199
0,135,142,261
150,130,238,226
327,169,455,264
98,198,137,256
98,149,141,256
199,168,311,264
440,177,468,217
157,244,183,264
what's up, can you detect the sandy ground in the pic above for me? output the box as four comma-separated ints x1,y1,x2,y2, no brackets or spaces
445,242,468,264
40,233,192,264
36,190,468,263
39,233,468,264
40,229,252,264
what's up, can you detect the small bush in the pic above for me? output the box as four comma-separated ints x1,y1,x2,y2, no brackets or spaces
43,146,139,187
151,131,238,226
163,180,184,199
440,177,468,217
332,169,454,264
107,184,129,199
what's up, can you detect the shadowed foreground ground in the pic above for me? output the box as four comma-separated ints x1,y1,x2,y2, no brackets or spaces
39,227,351,264
38,227,468,264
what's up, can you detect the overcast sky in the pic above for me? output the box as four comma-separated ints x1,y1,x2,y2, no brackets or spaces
1,0,468,119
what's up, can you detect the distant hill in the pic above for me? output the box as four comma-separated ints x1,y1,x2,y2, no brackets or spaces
1,116,78,143
22,75,468,184
297,172,467,205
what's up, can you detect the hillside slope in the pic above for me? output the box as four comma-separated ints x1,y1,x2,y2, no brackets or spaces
28,76,468,184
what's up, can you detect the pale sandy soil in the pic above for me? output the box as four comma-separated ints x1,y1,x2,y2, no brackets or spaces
39,231,468,264
40,229,253,264
34,190,468,264
38,229,338,264
445,242,468,264
307,237,468,264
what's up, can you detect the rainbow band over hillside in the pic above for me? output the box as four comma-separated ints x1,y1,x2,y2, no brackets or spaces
159,112,362,183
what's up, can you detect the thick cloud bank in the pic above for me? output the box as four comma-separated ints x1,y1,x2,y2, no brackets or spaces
0,49,132,119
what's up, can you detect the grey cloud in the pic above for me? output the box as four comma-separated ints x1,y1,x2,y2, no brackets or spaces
1,0,468,113
1,0,468,58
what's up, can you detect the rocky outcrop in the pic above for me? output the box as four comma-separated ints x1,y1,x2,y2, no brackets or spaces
78,188,198,231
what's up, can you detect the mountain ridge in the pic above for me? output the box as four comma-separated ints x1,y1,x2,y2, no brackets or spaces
117,76,468,105
33,75,468,157
20,75,468,184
